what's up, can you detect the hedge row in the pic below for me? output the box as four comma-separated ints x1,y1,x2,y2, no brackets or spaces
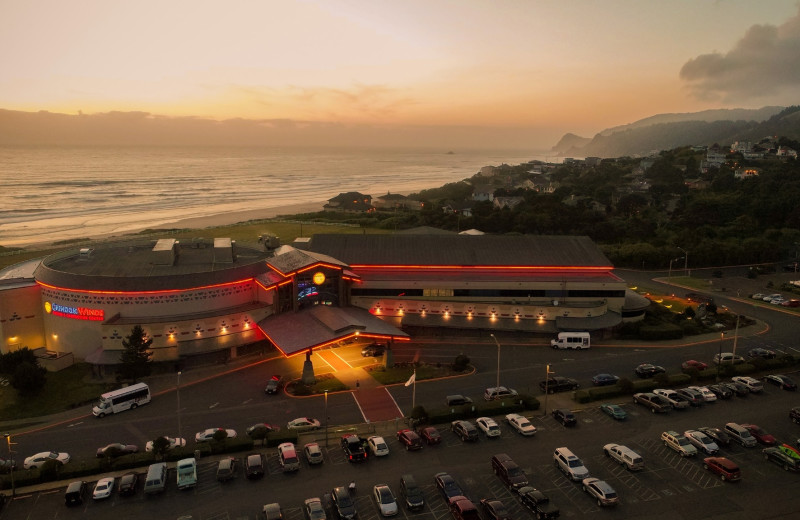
417,394,540,426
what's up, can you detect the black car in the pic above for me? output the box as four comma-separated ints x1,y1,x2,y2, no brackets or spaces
361,343,385,357
539,376,579,394
118,472,138,496
331,486,357,520
265,375,283,395
634,363,666,378
720,381,750,396
748,347,776,359
480,499,511,520
552,409,577,426
518,486,559,519
763,447,800,471
245,453,265,479
698,426,731,447
707,384,733,399
434,472,464,500
451,420,479,442
341,434,368,462
397,429,423,451
791,407,800,424
399,474,425,511
764,374,797,390
591,373,620,386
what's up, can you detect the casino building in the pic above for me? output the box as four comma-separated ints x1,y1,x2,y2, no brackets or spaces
0,232,647,370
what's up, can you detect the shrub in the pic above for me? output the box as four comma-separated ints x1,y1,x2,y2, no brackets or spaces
638,324,683,340
410,405,428,422
617,377,634,394
453,354,470,372
652,373,669,387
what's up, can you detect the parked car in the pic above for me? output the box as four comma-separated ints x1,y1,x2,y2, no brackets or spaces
707,384,733,399
748,347,776,359
661,431,697,457
653,389,690,409
720,380,750,397
763,293,784,303
304,498,327,520
581,478,618,507
742,424,777,446
505,413,537,435
434,472,464,500
491,453,528,489
245,453,266,479
304,443,324,465
399,474,425,511
418,426,441,445
763,447,800,471
476,417,501,437
603,443,644,471
341,434,368,462
539,376,579,393
703,457,741,481
484,386,518,400
518,486,560,519
367,435,390,457
698,426,732,447
331,486,357,520
145,436,186,452
731,376,763,392
451,420,479,442
591,373,619,386
684,430,720,455
246,423,279,439
676,388,704,406
791,407,800,424
765,374,797,390
287,417,321,431
480,499,511,520
92,477,115,500
681,360,709,371
781,299,800,307
553,447,589,481
23,451,70,470
449,496,479,520
634,363,666,378
713,352,745,365
633,392,672,413
361,343,385,357
96,443,138,458
118,472,138,496
195,428,237,442
216,457,237,481
397,429,423,451
688,385,717,402
600,403,627,420
552,408,577,426
751,293,766,300
265,375,283,394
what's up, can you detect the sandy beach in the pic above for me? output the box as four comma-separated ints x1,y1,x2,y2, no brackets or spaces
152,200,327,231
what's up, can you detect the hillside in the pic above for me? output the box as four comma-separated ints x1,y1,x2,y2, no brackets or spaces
555,105,797,157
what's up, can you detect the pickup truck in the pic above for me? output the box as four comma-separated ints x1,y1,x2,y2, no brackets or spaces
518,486,560,519
341,434,368,462
176,457,197,489
539,377,579,394
632,393,672,413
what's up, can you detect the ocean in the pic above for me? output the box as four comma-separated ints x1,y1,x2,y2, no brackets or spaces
0,145,548,248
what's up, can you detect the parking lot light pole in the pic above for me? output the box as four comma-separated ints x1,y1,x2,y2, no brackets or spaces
716,332,725,382
324,390,329,448
176,371,182,446
4,433,14,497
543,364,553,417
490,333,501,390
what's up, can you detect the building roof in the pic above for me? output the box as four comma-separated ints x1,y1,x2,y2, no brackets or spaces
266,245,348,276
307,234,612,268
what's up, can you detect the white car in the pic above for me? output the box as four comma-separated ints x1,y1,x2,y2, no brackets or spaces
304,442,324,465
688,386,717,402
367,436,390,457
505,413,537,436
23,451,70,469
731,376,763,393
195,428,237,442
653,389,690,409
287,417,321,431
751,293,766,300
683,430,720,455
476,417,501,438
373,484,399,516
145,436,186,452
763,293,783,302
92,477,115,500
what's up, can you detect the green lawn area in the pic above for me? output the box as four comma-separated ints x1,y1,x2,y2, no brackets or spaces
0,364,114,422
367,363,469,385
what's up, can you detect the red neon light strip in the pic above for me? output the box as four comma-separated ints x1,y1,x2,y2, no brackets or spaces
37,278,254,296
349,264,612,270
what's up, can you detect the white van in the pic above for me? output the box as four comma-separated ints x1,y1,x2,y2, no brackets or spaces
551,332,590,350
144,462,168,494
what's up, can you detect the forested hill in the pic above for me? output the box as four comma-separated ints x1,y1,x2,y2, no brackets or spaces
554,106,798,158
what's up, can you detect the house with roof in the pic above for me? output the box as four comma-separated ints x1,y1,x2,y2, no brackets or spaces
472,185,495,202
442,201,476,217
734,168,759,180
323,192,374,213
372,193,424,212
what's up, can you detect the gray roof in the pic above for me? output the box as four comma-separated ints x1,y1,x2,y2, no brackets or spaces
266,246,348,275
307,234,612,268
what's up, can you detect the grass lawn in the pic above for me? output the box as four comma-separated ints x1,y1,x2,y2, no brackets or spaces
0,364,115,422
366,363,469,385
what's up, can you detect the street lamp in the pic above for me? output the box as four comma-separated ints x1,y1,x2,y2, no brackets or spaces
490,333,501,390
176,371,182,446
678,247,688,275
668,257,684,278
324,390,329,448
3,433,14,497
543,364,553,417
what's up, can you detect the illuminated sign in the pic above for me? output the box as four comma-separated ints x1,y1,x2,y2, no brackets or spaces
45,301,105,321
313,272,326,285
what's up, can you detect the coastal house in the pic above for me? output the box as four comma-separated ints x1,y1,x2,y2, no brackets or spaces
777,146,798,158
734,168,759,180
472,185,495,202
323,192,374,213
442,201,475,217
373,193,424,212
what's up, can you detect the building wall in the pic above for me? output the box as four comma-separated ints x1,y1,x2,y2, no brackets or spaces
0,284,45,354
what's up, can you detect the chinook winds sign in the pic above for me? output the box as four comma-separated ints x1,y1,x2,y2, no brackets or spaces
44,301,105,321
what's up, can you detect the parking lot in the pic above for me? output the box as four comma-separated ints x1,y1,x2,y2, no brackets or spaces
3,374,800,520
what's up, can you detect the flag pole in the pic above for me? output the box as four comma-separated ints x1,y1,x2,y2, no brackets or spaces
412,369,416,410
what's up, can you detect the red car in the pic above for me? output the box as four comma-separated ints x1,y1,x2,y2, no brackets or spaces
742,424,776,446
781,299,800,307
681,360,709,371
703,457,741,481
418,426,441,445
396,429,423,451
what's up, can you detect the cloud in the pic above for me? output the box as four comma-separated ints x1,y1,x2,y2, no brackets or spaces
679,8,800,102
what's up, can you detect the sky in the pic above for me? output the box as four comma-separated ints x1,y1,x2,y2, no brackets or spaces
2,0,800,149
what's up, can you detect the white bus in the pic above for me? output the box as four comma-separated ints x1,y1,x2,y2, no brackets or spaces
92,382,151,417
550,332,591,350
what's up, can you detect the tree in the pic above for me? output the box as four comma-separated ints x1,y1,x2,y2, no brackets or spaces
11,360,46,397
118,325,153,383
151,436,172,459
